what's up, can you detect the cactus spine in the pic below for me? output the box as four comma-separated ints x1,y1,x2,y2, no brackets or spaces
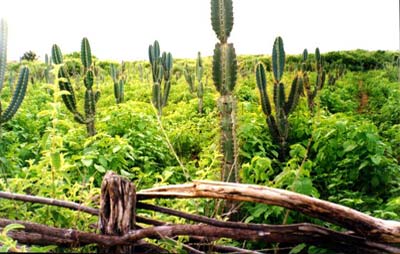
196,52,204,114
303,48,325,113
111,63,125,104
52,37,100,136
0,19,29,127
211,0,238,182
148,40,173,116
256,37,303,161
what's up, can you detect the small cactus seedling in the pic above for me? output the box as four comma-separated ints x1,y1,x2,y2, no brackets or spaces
52,37,100,136
211,0,238,182
148,40,173,116
303,48,326,113
256,37,303,161
0,19,30,129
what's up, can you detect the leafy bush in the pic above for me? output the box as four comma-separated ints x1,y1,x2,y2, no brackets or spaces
311,113,400,212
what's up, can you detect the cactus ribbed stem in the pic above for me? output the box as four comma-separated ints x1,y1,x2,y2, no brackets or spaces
211,0,238,182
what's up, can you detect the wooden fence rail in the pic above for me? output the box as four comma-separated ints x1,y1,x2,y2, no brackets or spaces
0,171,399,253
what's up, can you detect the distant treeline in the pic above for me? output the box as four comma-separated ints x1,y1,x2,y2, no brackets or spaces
239,49,399,72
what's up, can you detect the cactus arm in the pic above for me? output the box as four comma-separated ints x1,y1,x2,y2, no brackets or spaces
110,64,117,83
161,52,173,107
211,0,234,43
0,19,8,91
255,63,271,116
315,48,321,70
81,37,92,70
118,80,124,103
285,74,303,114
272,36,285,83
0,67,29,123
113,81,119,103
196,52,203,81
302,49,308,62
84,70,94,89
51,44,63,65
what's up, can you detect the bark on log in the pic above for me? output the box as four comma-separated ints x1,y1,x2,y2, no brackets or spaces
138,180,400,243
98,171,136,253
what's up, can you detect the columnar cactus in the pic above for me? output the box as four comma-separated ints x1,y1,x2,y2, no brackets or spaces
211,0,238,182
256,37,303,161
148,40,173,116
303,48,325,113
111,63,125,104
44,53,51,84
196,52,204,114
0,19,30,126
52,37,100,136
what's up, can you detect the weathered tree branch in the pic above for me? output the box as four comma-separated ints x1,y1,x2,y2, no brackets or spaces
138,180,400,243
1,218,399,253
0,191,98,215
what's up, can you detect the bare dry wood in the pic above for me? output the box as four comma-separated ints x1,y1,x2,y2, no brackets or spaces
138,180,400,243
1,218,399,253
0,191,98,215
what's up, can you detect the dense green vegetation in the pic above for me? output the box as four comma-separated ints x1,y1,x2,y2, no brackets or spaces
0,46,399,252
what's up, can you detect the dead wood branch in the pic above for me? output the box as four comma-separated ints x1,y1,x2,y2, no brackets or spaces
138,180,400,243
1,219,399,253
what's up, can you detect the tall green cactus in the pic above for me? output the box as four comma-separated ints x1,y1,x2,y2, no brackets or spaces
256,37,303,161
0,19,7,92
52,37,100,136
196,52,204,114
0,19,29,127
148,40,173,116
211,0,238,182
303,48,325,113
111,63,125,104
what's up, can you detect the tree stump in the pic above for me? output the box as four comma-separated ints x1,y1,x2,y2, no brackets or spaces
98,171,136,254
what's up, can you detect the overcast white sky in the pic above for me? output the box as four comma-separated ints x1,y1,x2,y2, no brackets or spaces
1,0,399,61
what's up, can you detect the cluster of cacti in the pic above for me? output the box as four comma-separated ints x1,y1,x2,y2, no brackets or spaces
256,37,303,161
0,19,30,127
327,63,346,86
148,40,173,116
302,48,325,113
110,63,125,104
52,38,100,136
211,0,238,182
